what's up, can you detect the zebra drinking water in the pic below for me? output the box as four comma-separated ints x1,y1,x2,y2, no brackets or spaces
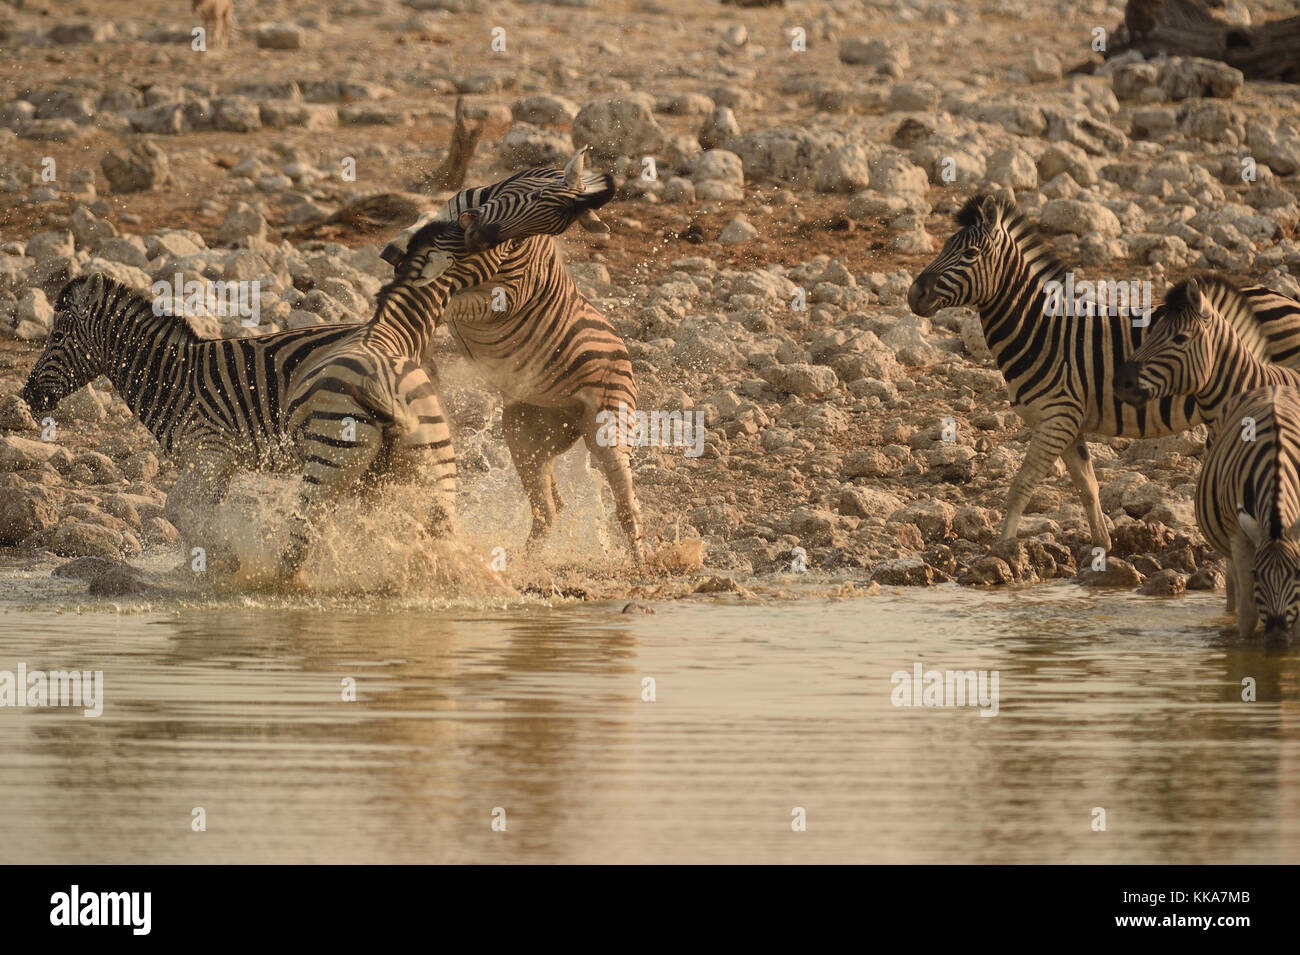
908,194,1300,551
1194,385,1300,643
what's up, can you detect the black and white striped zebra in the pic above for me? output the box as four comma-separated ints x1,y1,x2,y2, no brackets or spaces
1195,385,1300,643
908,194,1300,550
21,274,364,566
382,149,646,561
1116,278,1300,434
20,236,498,583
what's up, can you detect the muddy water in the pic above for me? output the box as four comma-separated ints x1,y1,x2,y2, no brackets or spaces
1,576,1297,864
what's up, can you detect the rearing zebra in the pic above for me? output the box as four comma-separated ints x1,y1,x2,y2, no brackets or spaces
1195,385,1300,643
383,149,646,561
1116,278,1300,437
908,194,1300,550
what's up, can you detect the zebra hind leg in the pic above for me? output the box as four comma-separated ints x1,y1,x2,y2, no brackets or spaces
583,422,645,563
1059,439,1111,551
503,402,582,548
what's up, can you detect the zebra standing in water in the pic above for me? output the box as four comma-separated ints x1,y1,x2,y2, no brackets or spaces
22,274,363,567
908,194,1300,550
1116,278,1300,435
382,149,646,561
1195,385,1300,643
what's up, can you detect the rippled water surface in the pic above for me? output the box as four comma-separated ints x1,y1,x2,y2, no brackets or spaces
1,578,1297,864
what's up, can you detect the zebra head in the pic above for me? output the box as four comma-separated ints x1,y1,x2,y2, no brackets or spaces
1238,508,1300,645
386,217,509,291
460,147,616,253
909,194,1027,317
20,274,113,415
1114,280,1214,406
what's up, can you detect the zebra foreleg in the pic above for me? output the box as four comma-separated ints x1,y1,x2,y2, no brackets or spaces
1000,418,1087,547
384,385,460,541
1230,534,1259,638
166,453,238,574
503,402,582,547
1059,439,1110,551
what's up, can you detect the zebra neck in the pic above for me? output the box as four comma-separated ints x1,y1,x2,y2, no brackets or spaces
103,297,196,418
977,247,1066,353
364,281,454,356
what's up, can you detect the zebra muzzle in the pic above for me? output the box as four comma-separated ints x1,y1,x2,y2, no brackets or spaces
907,279,937,317
1113,363,1150,404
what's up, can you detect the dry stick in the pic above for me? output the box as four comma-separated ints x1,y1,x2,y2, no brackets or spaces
421,96,486,194
1106,0,1300,83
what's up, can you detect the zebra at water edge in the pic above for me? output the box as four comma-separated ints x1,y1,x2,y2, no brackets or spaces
1194,385,1300,643
907,193,1300,552
19,170,609,583
382,148,647,562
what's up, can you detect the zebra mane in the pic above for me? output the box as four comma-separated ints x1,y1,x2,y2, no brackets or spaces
1158,273,1273,361
59,274,207,341
957,194,1069,285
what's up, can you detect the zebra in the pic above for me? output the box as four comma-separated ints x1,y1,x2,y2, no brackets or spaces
1195,385,1300,643
381,148,647,562
908,193,1300,551
1116,278,1300,436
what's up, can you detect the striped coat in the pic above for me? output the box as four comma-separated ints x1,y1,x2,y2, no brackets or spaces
1116,278,1300,439
1196,386,1300,642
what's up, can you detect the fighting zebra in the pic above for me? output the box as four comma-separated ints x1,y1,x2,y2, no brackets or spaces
1116,278,1300,436
21,172,604,581
1194,385,1300,643
908,194,1300,550
382,148,646,561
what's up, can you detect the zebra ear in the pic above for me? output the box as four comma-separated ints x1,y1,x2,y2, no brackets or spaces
979,195,1003,229
564,146,589,188
1238,508,1263,547
457,210,479,230
1186,280,1209,321
409,251,454,286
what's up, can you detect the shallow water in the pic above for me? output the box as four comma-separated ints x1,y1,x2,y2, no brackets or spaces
1,578,1296,864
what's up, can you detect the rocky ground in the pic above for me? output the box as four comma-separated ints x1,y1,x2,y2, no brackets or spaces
2,0,1300,598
